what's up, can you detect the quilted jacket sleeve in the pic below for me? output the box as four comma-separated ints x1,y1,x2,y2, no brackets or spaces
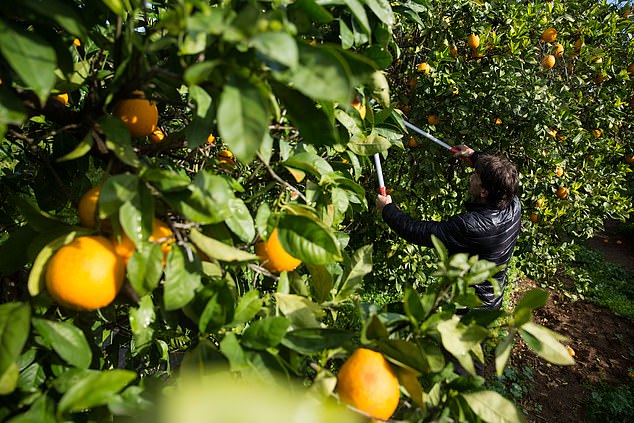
381,204,468,251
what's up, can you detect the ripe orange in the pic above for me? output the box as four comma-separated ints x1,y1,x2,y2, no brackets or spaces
536,198,545,209
449,44,458,57
149,128,165,144
574,38,583,51
73,38,81,47
566,346,576,357
352,97,366,119
495,118,503,125
471,49,483,59
45,236,125,311
547,128,557,138
467,34,480,49
628,64,634,75
416,62,431,75
112,90,158,138
255,228,301,273
556,167,564,177
78,185,103,228
407,136,418,148
52,93,69,106
427,115,440,125
218,149,236,165
112,218,173,265
530,213,539,223
625,154,634,164
552,43,564,57
542,28,557,43
541,55,556,69
336,348,400,420
590,55,603,64
207,133,216,144
556,186,569,199
592,129,601,138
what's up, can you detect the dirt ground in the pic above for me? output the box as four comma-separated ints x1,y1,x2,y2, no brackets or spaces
504,221,634,422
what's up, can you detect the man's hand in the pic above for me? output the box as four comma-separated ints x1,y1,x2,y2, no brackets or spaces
452,144,475,159
376,194,392,210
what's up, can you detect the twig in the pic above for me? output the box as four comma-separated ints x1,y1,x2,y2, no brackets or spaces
256,151,309,203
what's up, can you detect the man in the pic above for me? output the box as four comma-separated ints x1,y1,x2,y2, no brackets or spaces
375,145,521,310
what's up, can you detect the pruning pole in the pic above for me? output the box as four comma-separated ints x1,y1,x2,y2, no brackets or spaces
373,153,387,196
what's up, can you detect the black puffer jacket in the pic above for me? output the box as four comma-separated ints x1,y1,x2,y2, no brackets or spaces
382,196,522,310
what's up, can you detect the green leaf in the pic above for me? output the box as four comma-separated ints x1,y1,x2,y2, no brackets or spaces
32,318,92,369
271,82,338,146
369,71,390,107
495,331,516,376
0,362,19,395
56,132,94,162
342,0,371,35
162,172,233,224
0,22,57,103
198,281,235,332
275,293,324,328
281,328,353,354
513,288,548,327
58,370,136,415
250,32,298,69
241,317,290,350
336,244,373,300
437,317,488,375
23,0,87,38
27,231,78,296
163,246,202,311
99,174,139,218
143,169,191,192
403,288,429,322
278,44,353,104
366,0,394,31
220,333,248,372
291,0,333,24
284,151,334,177
462,390,527,423
277,214,342,265
306,264,334,303
225,199,255,243
232,290,262,325
0,302,30,379
101,0,126,16
519,322,574,365
6,393,56,423
0,87,27,135
347,134,391,156
184,60,222,86
376,339,430,373
129,296,156,353
127,243,164,296
185,85,215,148
189,228,259,262
100,115,140,167
217,79,270,162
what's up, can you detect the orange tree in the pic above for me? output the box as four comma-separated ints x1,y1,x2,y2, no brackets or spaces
358,0,634,290
0,0,611,422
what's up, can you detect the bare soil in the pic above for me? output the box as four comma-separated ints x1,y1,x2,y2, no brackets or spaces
502,221,634,422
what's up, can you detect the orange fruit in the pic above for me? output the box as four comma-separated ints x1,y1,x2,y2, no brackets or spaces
530,213,539,223
542,28,557,43
574,38,583,51
541,55,556,69
416,62,431,74
471,49,483,59
556,186,569,199
218,149,236,165
45,236,125,311
112,90,158,138
556,167,564,177
408,77,418,87
602,239,609,244
112,218,173,265
628,64,634,75
592,129,601,138
536,198,545,208
78,185,104,228
566,346,576,357
73,38,81,47
449,44,458,57
547,128,557,138
149,128,165,144
407,136,418,148
616,240,623,246
255,228,301,273
52,93,69,106
625,154,634,164
427,115,440,125
467,34,480,49
495,118,503,125
552,43,564,57
336,348,400,420
352,97,366,120
207,133,216,144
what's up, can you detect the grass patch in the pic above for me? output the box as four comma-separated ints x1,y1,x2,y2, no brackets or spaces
586,377,634,421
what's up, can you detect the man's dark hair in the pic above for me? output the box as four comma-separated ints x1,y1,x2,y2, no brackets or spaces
475,155,519,209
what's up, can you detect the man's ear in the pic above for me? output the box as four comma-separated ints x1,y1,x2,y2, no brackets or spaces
480,188,489,200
